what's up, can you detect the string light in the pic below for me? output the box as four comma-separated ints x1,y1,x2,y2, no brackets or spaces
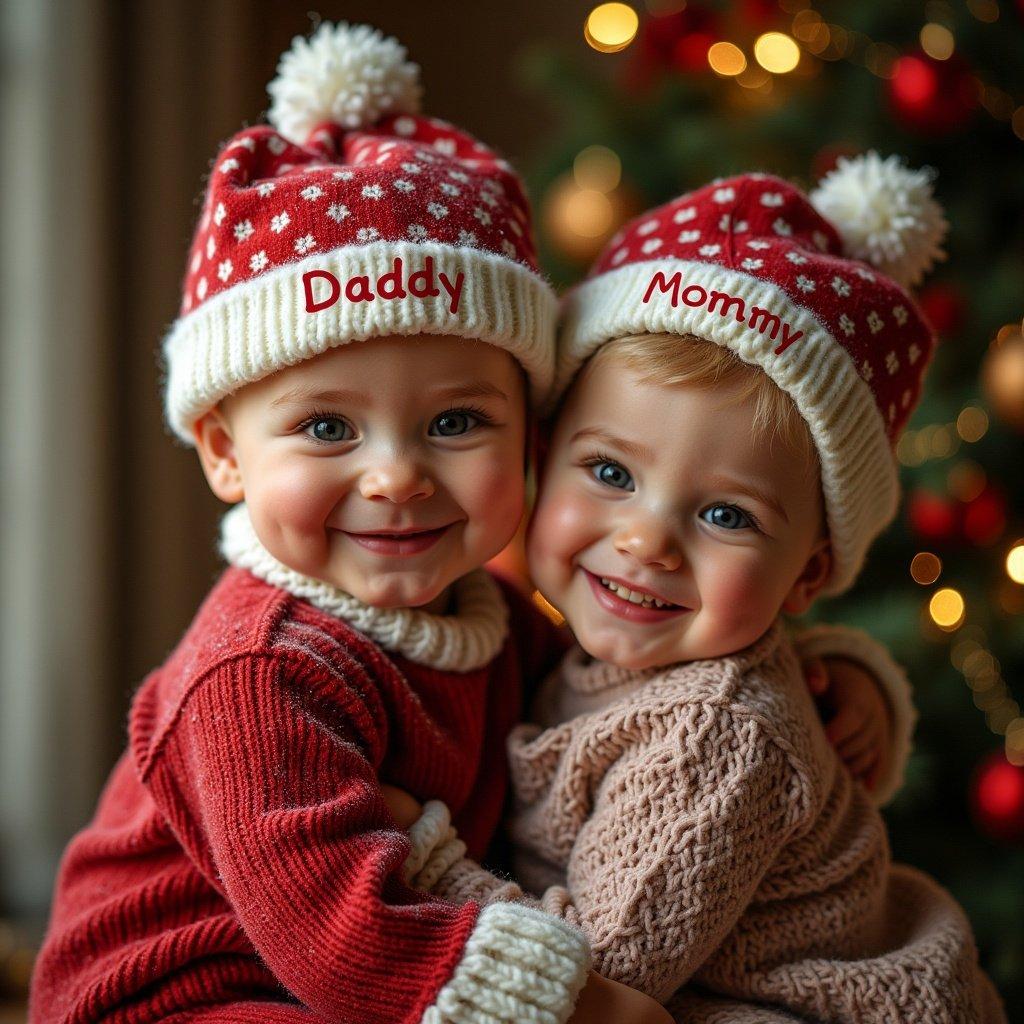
754,32,801,74
573,145,622,192
1013,107,1024,141
585,3,639,53
782,3,1023,140
956,406,989,443
708,41,747,77
947,460,986,503
1007,541,1024,585
929,587,965,630
919,23,955,61
947,623,1022,760
967,0,999,22
1007,719,1024,768
911,552,942,585
563,188,614,237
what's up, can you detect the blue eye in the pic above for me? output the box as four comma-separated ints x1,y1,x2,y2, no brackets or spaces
590,460,634,491
430,410,479,437
306,417,353,443
701,504,752,530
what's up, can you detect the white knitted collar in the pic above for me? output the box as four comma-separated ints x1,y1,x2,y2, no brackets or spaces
219,503,509,673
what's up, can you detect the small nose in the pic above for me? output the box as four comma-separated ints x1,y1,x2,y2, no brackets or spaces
613,517,684,572
358,458,435,503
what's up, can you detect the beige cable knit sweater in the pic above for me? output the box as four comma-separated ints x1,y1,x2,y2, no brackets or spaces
419,619,1005,1024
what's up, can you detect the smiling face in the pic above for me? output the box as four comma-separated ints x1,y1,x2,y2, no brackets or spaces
527,341,832,670
193,334,527,612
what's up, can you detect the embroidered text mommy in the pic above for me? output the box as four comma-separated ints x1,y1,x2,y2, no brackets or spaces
642,271,804,355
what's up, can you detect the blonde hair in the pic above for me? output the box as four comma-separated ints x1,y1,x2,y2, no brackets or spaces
584,333,814,459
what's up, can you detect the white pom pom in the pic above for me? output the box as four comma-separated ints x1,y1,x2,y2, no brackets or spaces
810,151,948,289
266,22,422,145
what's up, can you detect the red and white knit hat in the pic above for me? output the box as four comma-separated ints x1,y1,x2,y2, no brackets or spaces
558,153,947,594
163,22,555,443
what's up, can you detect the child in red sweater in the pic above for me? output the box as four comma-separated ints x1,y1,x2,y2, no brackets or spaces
30,23,914,1024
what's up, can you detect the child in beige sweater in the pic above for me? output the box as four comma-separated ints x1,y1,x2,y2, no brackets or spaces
400,157,1006,1023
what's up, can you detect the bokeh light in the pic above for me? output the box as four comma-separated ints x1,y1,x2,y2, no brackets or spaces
956,406,989,442
911,552,943,585
754,32,801,73
585,3,639,53
929,587,965,630
573,145,622,192
920,23,955,60
1007,541,1024,585
708,41,747,77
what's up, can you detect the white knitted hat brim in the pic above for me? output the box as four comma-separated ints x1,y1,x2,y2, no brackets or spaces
163,239,557,443
558,258,899,596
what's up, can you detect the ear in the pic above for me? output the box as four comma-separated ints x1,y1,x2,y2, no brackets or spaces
192,406,245,504
782,538,832,615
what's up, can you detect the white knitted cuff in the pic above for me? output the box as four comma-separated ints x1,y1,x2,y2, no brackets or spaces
403,800,453,882
414,828,468,892
422,902,591,1024
793,623,917,806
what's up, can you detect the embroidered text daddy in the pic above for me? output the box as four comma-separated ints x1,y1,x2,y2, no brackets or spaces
642,271,804,355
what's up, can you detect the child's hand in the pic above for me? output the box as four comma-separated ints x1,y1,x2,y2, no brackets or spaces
380,783,423,829
803,656,892,792
569,971,674,1024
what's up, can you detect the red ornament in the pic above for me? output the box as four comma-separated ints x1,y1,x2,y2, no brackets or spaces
907,489,958,543
674,31,716,73
971,751,1024,844
918,282,967,336
633,6,721,75
888,52,978,135
962,484,1007,546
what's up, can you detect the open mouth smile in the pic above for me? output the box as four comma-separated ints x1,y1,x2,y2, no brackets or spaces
583,569,689,622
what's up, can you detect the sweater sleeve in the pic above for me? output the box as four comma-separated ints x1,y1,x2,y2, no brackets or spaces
544,708,807,1003
417,707,808,1005
143,654,590,1024
791,623,917,806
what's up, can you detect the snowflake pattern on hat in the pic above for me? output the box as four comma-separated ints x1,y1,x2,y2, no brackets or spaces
587,173,935,441
180,114,537,318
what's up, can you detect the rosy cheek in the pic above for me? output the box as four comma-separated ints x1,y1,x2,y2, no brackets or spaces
528,480,600,576
248,455,345,530
696,554,778,642
458,449,525,537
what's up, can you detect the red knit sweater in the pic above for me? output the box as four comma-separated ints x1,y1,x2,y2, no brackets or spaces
29,567,568,1024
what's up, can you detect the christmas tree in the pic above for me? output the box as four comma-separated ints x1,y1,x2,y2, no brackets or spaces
520,0,1024,1014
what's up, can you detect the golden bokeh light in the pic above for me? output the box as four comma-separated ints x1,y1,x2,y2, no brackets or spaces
708,41,747,77
929,587,965,630
910,552,942,586
585,3,640,53
967,0,999,22
956,406,989,442
573,145,622,193
1013,107,1024,142
737,64,772,90
754,32,801,73
947,460,986,503
920,23,955,60
1006,720,1024,766
1007,541,1024,585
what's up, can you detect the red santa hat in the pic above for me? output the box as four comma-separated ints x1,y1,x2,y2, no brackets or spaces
557,153,948,594
163,21,555,444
